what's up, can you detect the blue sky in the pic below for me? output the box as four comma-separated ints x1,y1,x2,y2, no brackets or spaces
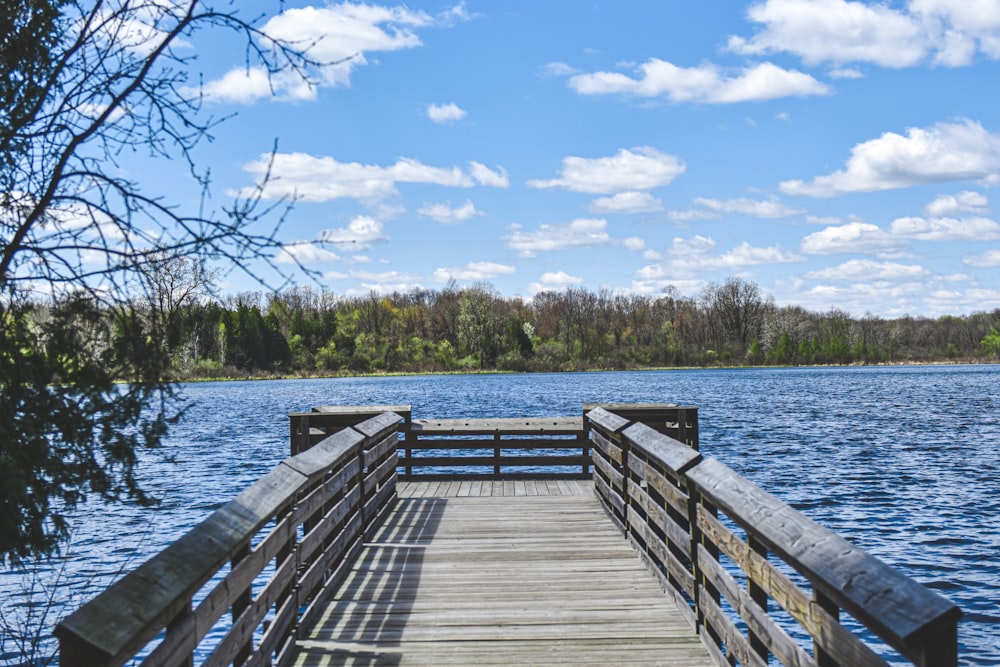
176,0,1000,317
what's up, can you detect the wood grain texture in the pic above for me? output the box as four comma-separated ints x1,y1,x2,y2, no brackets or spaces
292,484,714,666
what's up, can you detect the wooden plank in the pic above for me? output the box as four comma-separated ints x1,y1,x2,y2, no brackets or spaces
292,494,713,666
410,417,584,435
584,406,630,434
622,422,701,474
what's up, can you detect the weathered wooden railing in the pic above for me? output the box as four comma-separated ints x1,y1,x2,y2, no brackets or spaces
55,412,401,667
587,407,961,667
290,403,697,480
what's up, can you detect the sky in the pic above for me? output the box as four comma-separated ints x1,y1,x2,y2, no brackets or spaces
171,0,1000,317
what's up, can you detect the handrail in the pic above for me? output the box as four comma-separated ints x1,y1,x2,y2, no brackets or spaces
55,412,403,667
586,407,961,667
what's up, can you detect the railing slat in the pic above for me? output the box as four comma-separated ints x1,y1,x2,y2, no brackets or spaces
686,457,961,659
55,463,308,666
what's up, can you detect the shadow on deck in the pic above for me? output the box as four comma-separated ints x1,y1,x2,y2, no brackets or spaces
293,482,713,666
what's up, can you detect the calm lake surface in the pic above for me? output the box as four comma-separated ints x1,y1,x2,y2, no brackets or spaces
1,365,997,665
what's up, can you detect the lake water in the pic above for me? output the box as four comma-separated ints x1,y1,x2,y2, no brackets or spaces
1,366,997,665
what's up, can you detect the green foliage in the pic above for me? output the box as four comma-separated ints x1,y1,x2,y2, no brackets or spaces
0,297,175,565
982,325,1000,357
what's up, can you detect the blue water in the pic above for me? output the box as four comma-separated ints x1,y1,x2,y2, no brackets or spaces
1,366,997,665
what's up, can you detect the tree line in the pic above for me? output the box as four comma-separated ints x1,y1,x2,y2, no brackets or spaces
40,264,999,379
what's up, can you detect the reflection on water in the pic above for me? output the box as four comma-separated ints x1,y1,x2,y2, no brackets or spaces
1,365,997,665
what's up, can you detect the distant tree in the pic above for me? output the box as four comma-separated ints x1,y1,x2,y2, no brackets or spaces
982,324,1000,358
0,0,321,564
701,277,768,356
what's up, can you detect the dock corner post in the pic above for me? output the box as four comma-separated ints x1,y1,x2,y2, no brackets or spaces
912,623,959,667
57,633,113,667
290,413,310,456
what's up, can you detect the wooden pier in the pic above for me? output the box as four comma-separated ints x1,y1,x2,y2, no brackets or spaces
56,404,960,667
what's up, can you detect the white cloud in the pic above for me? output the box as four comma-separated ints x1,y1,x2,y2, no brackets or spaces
730,0,927,67
240,153,486,203
568,59,829,103
780,120,1000,197
428,102,467,124
668,242,802,273
317,216,389,248
199,68,317,103
804,259,927,280
623,237,647,252
506,218,613,256
277,242,341,264
541,61,579,77
670,196,806,220
670,235,717,255
433,261,516,282
801,221,905,254
964,248,1000,268
528,147,685,195
332,269,424,294
529,271,584,294
729,0,1000,68
418,199,483,224
201,3,449,103
469,162,510,187
889,215,1000,241
589,191,664,214
642,235,800,278
829,67,864,79
924,191,990,216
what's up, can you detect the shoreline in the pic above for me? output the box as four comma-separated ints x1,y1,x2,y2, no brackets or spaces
172,357,998,384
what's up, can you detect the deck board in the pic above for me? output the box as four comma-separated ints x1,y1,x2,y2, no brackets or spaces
293,481,713,666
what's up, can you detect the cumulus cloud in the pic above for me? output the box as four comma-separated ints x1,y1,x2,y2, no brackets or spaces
528,147,685,195
277,242,341,264
669,196,806,220
889,215,1000,241
729,0,1000,68
417,199,483,224
433,261,516,282
804,259,927,280
669,241,802,273
428,102,467,124
239,153,509,203
201,3,456,103
780,120,1000,197
506,218,614,256
199,3,472,104
800,221,905,254
329,269,424,294
568,59,829,103
317,216,390,248
964,248,1000,268
588,191,664,214
924,191,990,216
529,271,584,294
470,162,510,187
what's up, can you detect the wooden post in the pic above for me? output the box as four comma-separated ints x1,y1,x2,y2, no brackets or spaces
232,543,253,667
815,589,840,667
493,431,501,478
748,535,769,662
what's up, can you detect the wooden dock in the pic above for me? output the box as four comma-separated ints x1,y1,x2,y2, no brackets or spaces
55,404,961,667
293,481,714,666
